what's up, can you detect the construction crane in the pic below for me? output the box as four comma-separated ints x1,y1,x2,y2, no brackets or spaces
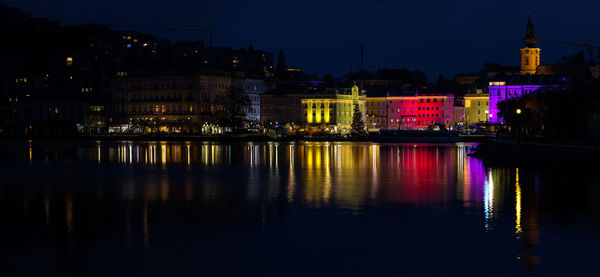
558,40,600,61
153,27,213,47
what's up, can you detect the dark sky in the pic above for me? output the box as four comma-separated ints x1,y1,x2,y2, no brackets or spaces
7,0,600,79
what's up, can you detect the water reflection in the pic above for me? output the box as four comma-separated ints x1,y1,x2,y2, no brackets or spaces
1,141,599,275
515,168,522,237
484,169,495,231
5,142,513,212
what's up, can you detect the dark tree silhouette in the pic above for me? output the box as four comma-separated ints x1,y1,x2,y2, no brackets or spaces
214,86,250,131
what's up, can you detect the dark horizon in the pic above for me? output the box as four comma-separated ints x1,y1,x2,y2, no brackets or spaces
7,0,600,79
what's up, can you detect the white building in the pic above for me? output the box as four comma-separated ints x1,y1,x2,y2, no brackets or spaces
243,79,264,127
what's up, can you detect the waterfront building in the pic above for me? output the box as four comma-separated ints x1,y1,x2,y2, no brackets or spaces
453,98,465,128
488,14,571,124
365,90,455,131
301,85,367,133
112,69,248,133
242,79,265,127
260,86,304,129
386,92,454,130
488,75,568,123
366,91,388,131
464,93,490,126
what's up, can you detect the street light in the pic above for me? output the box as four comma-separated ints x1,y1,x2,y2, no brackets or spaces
515,109,522,137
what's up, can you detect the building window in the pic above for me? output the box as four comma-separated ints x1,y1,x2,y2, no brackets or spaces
66,57,73,66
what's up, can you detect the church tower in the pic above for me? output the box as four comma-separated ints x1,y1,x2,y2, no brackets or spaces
520,13,541,75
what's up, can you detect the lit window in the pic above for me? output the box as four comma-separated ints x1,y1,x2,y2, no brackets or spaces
66,57,73,66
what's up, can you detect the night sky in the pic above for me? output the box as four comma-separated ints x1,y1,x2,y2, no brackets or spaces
8,0,600,79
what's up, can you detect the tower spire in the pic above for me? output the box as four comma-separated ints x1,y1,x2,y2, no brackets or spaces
520,11,541,75
523,11,538,47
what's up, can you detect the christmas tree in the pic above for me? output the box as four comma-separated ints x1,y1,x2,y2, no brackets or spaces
350,103,366,137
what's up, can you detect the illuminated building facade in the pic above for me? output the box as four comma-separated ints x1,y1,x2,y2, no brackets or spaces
453,98,465,128
112,69,248,133
366,94,388,131
464,93,490,126
488,75,568,123
301,85,366,132
386,93,454,129
242,79,265,126
487,14,570,124
260,89,303,128
365,91,455,130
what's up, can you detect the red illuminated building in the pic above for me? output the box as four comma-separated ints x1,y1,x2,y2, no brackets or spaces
367,91,454,130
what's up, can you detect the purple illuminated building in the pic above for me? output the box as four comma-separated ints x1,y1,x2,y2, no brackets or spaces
487,14,571,124
488,75,568,123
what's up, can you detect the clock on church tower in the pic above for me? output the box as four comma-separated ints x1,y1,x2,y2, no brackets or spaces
520,13,541,75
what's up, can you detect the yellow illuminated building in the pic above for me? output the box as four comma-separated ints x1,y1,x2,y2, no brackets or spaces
366,96,387,131
464,93,489,126
301,85,366,132
520,14,541,75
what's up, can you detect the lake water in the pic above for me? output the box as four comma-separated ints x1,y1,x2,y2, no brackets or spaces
0,141,599,276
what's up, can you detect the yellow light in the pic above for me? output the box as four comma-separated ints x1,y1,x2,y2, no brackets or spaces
516,109,522,114
515,168,522,237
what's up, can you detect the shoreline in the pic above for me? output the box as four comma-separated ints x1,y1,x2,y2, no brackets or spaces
0,134,490,143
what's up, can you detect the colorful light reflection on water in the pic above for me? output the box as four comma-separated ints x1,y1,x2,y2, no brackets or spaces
1,141,599,276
